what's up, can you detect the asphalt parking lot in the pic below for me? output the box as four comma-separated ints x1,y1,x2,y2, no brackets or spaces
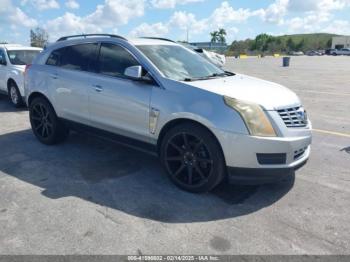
0,56,349,255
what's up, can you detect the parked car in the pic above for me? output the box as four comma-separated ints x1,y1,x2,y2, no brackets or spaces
325,49,336,55
305,50,322,56
180,42,226,68
0,44,42,107
25,34,312,193
333,48,350,56
289,51,304,56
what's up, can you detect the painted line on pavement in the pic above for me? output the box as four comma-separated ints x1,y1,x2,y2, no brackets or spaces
313,129,350,138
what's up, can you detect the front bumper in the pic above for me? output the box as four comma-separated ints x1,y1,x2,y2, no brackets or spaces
227,159,308,184
212,126,312,184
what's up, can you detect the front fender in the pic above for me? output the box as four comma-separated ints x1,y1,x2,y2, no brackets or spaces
151,79,249,140
7,70,24,95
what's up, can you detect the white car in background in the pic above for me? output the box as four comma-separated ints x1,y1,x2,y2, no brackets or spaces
333,48,350,56
179,42,226,68
0,44,42,107
201,48,226,68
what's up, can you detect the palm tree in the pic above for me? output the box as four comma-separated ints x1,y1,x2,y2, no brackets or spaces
218,28,227,44
210,31,219,43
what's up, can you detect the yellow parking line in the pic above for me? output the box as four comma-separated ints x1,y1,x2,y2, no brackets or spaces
313,129,350,138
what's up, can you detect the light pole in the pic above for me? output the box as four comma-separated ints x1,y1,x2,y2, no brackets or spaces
186,26,189,43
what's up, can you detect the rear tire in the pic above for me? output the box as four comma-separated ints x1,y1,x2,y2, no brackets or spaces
29,97,69,145
8,83,23,108
160,122,226,193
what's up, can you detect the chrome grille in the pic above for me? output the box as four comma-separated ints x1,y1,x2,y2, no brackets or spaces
277,106,308,128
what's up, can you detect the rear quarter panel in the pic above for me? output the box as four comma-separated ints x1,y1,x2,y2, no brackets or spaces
25,64,56,107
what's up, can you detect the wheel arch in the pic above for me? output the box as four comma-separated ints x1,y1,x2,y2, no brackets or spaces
7,78,17,90
156,118,226,165
28,92,52,108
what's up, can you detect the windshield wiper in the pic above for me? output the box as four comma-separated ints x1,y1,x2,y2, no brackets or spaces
184,76,210,82
210,71,235,77
183,71,235,82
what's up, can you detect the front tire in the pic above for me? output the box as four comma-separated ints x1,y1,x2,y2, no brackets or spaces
29,97,69,145
160,123,226,193
8,83,23,108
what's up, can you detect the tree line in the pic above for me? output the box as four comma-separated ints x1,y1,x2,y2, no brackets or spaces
227,33,334,56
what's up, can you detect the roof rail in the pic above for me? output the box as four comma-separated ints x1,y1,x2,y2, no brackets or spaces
140,37,175,43
57,34,127,42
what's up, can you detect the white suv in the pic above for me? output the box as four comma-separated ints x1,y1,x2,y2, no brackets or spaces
0,44,42,107
25,34,312,193
334,48,350,56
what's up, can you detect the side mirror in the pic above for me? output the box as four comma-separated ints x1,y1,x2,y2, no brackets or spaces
124,65,142,79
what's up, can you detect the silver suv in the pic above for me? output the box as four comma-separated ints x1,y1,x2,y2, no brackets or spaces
25,34,312,193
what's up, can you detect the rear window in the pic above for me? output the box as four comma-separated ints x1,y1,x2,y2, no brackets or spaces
8,50,41,65
46,48,64,66
46,43,98,72
46,48,65,66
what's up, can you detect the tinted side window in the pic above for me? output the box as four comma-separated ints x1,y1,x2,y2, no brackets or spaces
46,48,65,66
60,43,97,71
98,43,139,77
0,50,7,65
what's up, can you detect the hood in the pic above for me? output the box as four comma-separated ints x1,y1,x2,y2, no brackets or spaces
186,74,301,110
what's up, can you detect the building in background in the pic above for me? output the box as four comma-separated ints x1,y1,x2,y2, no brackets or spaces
190,42,228,54
332,36,350,49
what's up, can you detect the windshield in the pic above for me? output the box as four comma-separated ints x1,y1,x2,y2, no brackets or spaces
7,50,41,65
136,45,225,81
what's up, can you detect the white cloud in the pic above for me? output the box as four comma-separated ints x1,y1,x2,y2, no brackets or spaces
288,0,350,12
0,0,12,12
259,0,289,24
129,1,252,41
285,12,332,33
129,0,350,41
45,12,102,40
45,0,145,41
151,0,203,9
21,0,60,10
279,0,350,34
255,0,350,34
84,0,144,28
0,0,37,28
210,1,258,26
168,2,257,35
65,0,79,9
169,11,207,32
129,22,169,37
322,19,350,35
130,1,266,41
10,7,38,27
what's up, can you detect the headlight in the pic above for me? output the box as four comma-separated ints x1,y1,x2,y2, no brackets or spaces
224,96,276,137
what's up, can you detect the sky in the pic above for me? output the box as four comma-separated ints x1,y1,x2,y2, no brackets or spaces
0,0,350,45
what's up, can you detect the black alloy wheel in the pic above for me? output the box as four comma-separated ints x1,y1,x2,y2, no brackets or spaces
161,123,225,193
31,102,54,140
29,97,69,145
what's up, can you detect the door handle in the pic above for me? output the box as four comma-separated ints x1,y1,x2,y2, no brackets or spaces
93,84,103,92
